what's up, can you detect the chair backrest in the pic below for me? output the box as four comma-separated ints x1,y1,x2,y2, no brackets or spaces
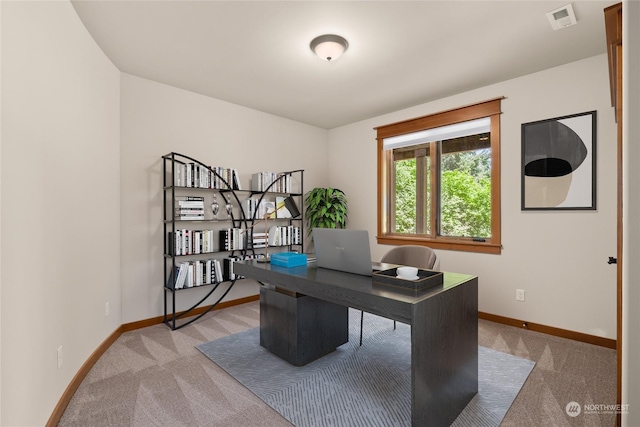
380,245,440,270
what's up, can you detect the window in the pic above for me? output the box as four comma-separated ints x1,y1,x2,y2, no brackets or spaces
376,98,502,254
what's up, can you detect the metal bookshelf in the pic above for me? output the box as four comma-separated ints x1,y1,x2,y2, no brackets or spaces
162,152,303,330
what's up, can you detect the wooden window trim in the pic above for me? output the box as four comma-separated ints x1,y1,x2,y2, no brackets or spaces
375,98,503,255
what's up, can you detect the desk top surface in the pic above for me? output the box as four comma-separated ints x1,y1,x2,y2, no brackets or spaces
235,260,476,323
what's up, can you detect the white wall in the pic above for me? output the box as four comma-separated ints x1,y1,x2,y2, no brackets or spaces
120,74,329,323
328,54,618,339
0,2,121,426
623,1,640,424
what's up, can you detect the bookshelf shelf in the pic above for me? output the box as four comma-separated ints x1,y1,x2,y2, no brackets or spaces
162,152,304,330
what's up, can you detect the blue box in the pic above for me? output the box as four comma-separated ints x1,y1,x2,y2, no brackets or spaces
270,252,308,268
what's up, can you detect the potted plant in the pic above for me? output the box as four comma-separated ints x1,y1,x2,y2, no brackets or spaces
304,187,348,233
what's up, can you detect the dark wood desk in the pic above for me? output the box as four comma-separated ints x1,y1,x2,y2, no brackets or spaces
234,260,478,427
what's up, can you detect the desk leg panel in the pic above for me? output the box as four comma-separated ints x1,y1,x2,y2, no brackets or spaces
410,278,478,427
260,287,348,366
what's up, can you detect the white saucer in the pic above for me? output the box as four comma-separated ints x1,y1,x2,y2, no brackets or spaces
396,275,419,281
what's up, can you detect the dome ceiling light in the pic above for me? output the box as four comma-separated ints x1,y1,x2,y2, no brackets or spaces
310,34,349,62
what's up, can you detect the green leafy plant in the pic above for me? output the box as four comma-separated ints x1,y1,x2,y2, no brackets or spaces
304,187,348,233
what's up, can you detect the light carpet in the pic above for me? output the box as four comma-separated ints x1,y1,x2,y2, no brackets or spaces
198,309,534,426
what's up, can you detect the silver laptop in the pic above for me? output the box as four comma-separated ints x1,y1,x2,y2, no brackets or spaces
312,228,373,276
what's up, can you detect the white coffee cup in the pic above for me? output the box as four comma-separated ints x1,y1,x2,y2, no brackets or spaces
397,266,418,278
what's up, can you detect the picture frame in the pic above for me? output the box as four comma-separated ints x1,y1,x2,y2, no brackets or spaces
521,110,597,210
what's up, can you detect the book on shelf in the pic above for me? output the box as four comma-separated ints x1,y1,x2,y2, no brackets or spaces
175,196,205,200
205,259,212,285
167,265,179,289
223,257,236,281
175,197,204,204
175,207,205,213
175,202,205,208
173,163,185,187
243,198,255,220
193,261,203,286
176,215,205,221
186,164,193,188
170,262,189,290
232,169,241,190
214,258,223,283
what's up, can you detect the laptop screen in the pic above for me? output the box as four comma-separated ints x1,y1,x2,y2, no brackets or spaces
312,228,373,276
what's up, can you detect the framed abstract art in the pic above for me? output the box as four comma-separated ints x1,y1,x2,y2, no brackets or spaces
521,111,597,210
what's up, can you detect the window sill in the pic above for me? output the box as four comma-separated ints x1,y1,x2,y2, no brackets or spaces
376,235,501,255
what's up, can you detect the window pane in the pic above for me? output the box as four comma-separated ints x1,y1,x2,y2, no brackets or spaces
393,157,417,233
439,133,492,238
392,148,430,235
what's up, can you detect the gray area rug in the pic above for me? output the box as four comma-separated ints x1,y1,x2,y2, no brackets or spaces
197,309,535,427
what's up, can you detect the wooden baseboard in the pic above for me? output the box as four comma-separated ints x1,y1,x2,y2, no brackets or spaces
46,327,123,427
46,295,259,427
478,311,617,349
121,294,259,332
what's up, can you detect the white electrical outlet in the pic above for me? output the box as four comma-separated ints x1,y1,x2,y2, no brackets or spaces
105,302,110,317
516,289,525,302
57,346,63,370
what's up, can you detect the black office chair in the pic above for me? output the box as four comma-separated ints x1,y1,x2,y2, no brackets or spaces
360,245,440,345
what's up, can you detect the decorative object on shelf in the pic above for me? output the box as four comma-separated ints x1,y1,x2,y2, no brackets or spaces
304,187,348,234
224,200,233,220
276,196,301,219
521,110,597,210
211,194,220,220
310,34,349,62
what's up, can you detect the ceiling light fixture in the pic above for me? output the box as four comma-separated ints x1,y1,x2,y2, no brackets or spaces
310,34,349,62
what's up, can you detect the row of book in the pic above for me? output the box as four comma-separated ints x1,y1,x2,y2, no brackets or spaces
168,228,217,256
169,258,224,289
264,225,302,247
168,254,265,289
250,171,292,193
173,162,241,190
168,225,301,256
174,196,205,220
219,228,245,251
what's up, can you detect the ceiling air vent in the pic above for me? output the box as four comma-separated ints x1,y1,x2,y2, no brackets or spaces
547,4,577,30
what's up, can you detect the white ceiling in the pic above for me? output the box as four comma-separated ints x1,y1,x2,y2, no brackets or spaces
71,1,616,129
